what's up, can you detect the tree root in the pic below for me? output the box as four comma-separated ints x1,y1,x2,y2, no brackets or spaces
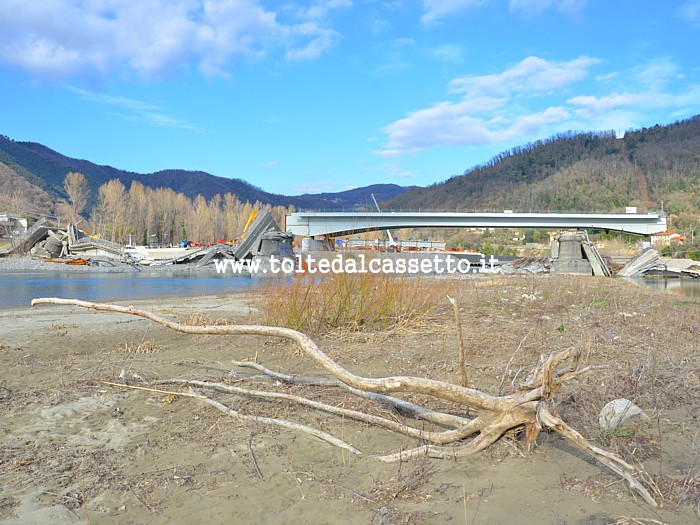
31,297,658,507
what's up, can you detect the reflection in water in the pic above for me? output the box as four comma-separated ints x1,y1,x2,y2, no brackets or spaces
634,277,700,298
0,271,256,309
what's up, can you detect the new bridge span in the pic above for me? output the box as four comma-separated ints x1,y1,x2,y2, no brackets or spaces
285,211,667,238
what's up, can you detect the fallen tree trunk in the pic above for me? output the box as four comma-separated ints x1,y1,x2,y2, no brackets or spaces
31,297,658,507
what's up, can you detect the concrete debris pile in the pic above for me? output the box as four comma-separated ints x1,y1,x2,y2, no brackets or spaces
0,217,48,256
120,211,294,274
30,229,69,259
250,228,295,275
616,249,660,277
25,223,122,262
500,257,549,274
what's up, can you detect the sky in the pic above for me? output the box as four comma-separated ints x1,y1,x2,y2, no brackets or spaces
0,1,699,196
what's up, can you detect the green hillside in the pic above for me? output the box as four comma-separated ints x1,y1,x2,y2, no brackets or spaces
388,116,700,219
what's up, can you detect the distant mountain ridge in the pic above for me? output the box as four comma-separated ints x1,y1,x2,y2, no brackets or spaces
0,135,412,212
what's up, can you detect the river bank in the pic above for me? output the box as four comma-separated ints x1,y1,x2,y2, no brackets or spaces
0,255,208,273
0,276,698,524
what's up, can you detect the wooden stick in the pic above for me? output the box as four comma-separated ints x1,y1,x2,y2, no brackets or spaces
447,296,468,388
199,394,362,455
101,381,207,399
247,437,264,480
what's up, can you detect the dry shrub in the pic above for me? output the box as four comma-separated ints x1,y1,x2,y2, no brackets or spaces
260,272,453,336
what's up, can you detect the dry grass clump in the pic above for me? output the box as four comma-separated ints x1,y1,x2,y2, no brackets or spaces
259,272,454,336
181,313,230,326
50,322,80,336
50,322,79,331
113,339,162,354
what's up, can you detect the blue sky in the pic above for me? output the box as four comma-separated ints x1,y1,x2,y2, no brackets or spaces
0,1,698,196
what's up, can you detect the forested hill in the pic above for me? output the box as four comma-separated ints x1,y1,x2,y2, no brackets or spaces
0,135,410,211
387,116,700,219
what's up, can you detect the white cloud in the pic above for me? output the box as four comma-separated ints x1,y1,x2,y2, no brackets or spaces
366,17,390,35
427,44,465,64
392,38,416,47
631,57,683,92
678,1,700,26
266,116,287,124
569,85,700,120
0,0,347,80
293,181,354,193
381,56,598,155
567,92,651,118
379,55,700,157
420,0,489,25
448,56,601,96
304,0,353,21
380,162,417,179
368,40,415,76
420,0,587,23
379,101,569,155
508,0,587,17
501,106,570,138
284,24,342,62
68,86,202,131
595,72,618,83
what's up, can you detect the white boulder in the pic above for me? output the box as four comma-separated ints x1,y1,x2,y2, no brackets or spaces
598,398,650,431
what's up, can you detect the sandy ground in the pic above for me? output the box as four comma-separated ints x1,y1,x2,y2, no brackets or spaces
0,276,698,524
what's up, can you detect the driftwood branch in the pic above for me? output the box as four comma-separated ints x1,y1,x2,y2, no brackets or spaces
229,360,467,428
536,404,657,507
160,378,469,444
447,295,468,387
31,297,658,507
198,393,362,455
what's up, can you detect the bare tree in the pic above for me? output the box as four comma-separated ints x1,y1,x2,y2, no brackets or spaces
59,171,90,223
93,179,127,243
128,181,148,245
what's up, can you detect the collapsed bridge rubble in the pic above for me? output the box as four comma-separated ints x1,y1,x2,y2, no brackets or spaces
1,210,294,272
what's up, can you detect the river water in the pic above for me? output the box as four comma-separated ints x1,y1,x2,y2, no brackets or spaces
0,271,698,309
0,270,256,309
633,276,700,297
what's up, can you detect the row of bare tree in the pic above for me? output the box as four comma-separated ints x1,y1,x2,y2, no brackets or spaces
58,172,293,245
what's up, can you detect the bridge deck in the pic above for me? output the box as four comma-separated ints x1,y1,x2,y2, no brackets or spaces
286,211,667,237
